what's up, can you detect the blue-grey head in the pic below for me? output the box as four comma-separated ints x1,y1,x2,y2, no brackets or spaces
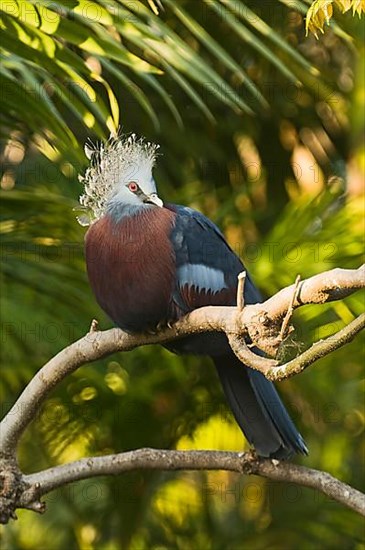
78,133,163,225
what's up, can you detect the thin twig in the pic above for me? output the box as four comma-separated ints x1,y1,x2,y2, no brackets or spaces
89,319,99,332
279,274,301,340
237,271,246,312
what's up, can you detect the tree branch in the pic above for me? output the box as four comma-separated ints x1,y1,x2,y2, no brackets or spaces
1,265,364,522
1,266,363,455
229,312,365,381
14,449,365,518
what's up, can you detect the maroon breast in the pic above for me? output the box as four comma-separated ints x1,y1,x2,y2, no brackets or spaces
85,207,176,332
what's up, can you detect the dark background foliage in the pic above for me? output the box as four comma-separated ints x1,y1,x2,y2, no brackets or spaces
0,1,364,548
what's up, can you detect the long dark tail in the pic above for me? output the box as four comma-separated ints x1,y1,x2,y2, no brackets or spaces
213,355,308,459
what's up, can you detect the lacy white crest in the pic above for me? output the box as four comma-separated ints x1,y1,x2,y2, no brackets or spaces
78,133,160,225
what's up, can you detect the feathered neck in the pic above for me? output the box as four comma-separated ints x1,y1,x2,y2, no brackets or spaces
105,200,155,223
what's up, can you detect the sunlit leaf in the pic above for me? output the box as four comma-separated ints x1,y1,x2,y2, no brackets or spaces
306,0,365,37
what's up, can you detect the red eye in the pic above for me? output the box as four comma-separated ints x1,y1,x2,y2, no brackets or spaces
128,181,138,192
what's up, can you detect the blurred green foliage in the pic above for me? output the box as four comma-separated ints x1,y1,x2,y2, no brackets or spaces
0,1,364,549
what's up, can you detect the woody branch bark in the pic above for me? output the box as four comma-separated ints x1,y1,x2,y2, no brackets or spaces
0,265,364,522
17,449,365,517
1,265,364,455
